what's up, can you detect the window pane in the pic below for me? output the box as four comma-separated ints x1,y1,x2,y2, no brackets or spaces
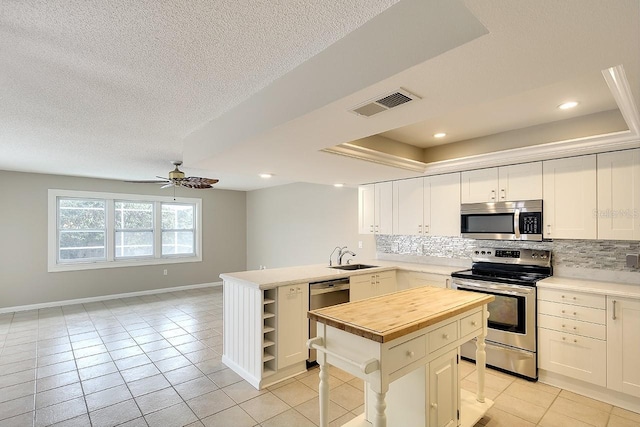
59,199,105,229
115,231,153,258
162,204,194,229
115,202,153,229
59,231,105,260
162,231,194,255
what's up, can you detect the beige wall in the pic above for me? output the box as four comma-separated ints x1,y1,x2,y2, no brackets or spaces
0,170,247,309
246,183,375,270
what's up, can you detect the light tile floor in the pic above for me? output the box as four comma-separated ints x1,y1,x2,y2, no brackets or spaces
0,287,638,426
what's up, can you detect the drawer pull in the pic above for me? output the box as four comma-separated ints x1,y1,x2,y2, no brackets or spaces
471,321,477,326
443,334,449,339
573,326,577,330
574,339,578,343
561,310,565,314
573,297,577,300
561,295,565,299
562,337,566,341
573,312,577,315
430,403,438,409
407,351,415,358
561,324,565,328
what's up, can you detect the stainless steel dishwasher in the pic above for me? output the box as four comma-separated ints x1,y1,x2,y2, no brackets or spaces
307,278,350,365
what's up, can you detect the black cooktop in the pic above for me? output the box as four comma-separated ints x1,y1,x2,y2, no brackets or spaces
452,261,552,286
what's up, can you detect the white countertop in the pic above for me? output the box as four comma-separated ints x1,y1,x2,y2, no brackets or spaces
219,260,465,290
538,276,640,299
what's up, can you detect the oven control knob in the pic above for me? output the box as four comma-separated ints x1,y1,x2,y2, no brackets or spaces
532,253,538,258
475,250,480,255
481,251,486,255
487,251,492,255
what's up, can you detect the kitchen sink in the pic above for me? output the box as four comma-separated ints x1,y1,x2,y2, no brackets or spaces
330,264,378,270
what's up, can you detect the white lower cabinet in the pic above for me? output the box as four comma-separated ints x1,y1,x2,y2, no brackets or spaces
538,288,607,386
607,296,640,398
350,270,397,301
539,287,640,403
398,271,451,289
429,349,459,427
276,283,309,370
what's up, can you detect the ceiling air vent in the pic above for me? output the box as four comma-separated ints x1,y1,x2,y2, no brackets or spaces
350,88,420,117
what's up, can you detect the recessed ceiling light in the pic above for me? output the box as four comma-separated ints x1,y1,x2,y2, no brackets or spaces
558,101,579,110
433,132,447,138
334,183,344,188
259,173,272,179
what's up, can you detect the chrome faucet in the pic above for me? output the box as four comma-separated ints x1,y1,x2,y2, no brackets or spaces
329,246,343,266
338,247,356,265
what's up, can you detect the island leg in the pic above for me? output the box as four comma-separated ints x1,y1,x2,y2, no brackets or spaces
475,306,489,403
318,361,329,427
373,390,387,427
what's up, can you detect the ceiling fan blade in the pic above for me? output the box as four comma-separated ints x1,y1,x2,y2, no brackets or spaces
185,177,219,185
179,181,214,189
161,182,176,189
125,179,171,184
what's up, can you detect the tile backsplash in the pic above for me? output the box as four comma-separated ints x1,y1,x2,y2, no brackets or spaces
375,235,640,273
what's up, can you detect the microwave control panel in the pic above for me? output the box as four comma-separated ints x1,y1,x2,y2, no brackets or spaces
519,212,542,234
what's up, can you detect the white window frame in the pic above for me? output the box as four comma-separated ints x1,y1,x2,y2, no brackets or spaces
48,189,202,272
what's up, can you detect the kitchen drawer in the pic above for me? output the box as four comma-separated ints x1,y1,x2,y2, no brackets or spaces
429,320,458,354
460,310,483,337
538,313,606,340
538,288,605,309
538,300,606,324
387,334,426,373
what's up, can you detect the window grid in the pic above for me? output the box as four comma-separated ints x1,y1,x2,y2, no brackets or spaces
48,190,202,272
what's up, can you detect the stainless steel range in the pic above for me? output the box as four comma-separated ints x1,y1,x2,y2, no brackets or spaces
451,248,552,380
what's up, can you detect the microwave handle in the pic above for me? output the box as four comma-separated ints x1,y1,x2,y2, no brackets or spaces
513,209,521,239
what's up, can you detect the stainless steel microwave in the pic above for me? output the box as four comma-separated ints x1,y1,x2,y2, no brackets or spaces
460,200,543,241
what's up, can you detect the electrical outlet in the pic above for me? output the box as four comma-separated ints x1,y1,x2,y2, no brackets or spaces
358,241,363,249
626,254,639,268
163,269,167,276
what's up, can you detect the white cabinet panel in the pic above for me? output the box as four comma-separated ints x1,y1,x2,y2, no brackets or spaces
607,296,640,398
543,155,597,239
597,149,640,240
461,168,499,203
539,327,607,387
427,173,461,237
462,163,542,203
276,284,309,369
359,182,393,235
428,348,459,427
350,270,397,302
394,173,460,237
393,177,424,236
498,162,543,201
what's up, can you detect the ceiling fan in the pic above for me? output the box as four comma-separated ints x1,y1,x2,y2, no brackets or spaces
126,161,219,189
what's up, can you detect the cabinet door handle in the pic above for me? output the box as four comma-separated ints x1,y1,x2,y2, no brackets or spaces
471,321,477,326
407,351,415,358
546,224,552,235
442,334,449,339
490,190,496,201
430,403,438,409
424,224,429,233
500,189,506,200
612,300,617,320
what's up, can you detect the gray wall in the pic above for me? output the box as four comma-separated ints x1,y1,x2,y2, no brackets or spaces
0,170,247,309
246,183,375,270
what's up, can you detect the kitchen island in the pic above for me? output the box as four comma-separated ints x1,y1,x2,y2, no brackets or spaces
220,261,466,389
308,286,494,427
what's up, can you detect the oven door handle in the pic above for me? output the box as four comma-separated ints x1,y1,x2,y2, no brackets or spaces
454,280,534,296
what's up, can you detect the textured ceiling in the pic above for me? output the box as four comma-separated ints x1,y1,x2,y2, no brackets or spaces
1,0,639,191
1,0,399,184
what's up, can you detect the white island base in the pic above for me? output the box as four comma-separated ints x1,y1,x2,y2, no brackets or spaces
308,299,494,427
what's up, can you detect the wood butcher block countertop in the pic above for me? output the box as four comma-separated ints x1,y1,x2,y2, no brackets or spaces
308,287,494,343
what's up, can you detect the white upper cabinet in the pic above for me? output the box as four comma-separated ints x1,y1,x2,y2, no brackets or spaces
358,182,393,235
425,173,460,237
393,177,424,236
543,155,597,239
393,173,460,236
597,149,640,240
461,162,542,203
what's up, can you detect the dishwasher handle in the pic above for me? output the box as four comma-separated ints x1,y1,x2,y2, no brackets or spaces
309,280,350,296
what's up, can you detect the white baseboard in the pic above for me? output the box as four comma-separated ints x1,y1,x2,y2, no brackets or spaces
0,281,222,314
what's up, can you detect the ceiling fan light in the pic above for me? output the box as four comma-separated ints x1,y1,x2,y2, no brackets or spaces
433,132,447,138
259,173,273,179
